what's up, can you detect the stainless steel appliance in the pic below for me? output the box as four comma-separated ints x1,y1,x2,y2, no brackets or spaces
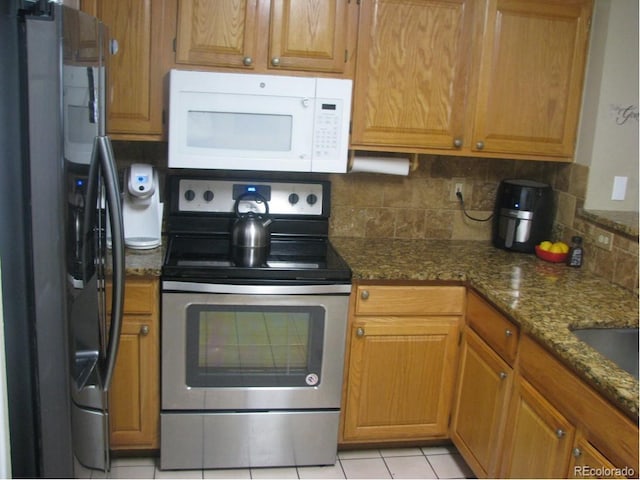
161,174,351,470
0,3,124,476
492,179,554,253
169,70,353,173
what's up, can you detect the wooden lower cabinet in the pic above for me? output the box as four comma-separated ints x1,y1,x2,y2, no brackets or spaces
453,291,638,479
511,335,639,478
569,433,627,479
500,376,575,478
450,328,512,477
340,284,464,443
108,277,160,450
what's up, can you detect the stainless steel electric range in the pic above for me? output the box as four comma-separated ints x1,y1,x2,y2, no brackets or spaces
160,173,352,470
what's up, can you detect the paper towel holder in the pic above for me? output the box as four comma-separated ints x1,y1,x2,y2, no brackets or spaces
348,151,419,173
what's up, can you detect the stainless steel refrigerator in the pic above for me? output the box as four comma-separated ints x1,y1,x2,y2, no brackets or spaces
0,1,124,477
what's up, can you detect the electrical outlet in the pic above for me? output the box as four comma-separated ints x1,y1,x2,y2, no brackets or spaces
594,229,613,251
450,178,465,202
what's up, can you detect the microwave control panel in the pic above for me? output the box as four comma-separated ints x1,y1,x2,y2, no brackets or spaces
313,99,343,160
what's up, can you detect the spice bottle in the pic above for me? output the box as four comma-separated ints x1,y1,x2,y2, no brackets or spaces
567,236,583,267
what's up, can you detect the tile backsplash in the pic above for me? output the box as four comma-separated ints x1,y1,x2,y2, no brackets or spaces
114,142,638,294
330,155,638,294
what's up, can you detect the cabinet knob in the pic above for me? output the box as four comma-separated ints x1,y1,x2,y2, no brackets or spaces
271,57,281,66
140,325,150,336
475,140,485,150
572,447,582,458
242,56,253,66
505,329,513,337
453,137,463,148
110,39,119,55
556,428,566,439
356,327,365,337
360,290,369,300
499,371,507,380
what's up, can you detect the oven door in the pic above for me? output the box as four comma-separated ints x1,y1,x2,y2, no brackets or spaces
161,284,350,411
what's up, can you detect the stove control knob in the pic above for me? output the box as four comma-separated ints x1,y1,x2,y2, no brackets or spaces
203,190,214,202
306,193,318,205
184,189,196,201
288,193,299,205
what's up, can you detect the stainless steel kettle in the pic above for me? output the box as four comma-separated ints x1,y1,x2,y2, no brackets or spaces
231,192,273,266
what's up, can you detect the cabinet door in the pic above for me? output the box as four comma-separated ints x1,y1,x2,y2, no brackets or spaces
351,0,475,150
107,278,159,450
343,316,460,441
109,315,159,449
501,376,575,478
269,0,349,73
176,0,260,69
471,0,592,157
97,0,172,139
450,329,512,478
569,434,626,479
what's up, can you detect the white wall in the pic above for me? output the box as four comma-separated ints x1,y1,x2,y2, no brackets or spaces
0,259,11,478
576,0,639,211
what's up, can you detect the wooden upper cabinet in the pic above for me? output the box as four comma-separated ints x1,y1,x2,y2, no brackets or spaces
175,0,355,75
471,0,593,158
85,0,174,139
269,0,349,73
176,0,260,69
352,0,593,160
351,0,475,150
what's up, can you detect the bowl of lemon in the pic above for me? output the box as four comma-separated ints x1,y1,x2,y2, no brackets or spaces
535,240,569,263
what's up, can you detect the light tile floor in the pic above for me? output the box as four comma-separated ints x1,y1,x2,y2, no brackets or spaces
75,446,475,479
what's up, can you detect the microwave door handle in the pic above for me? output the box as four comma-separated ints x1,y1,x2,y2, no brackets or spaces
96,135,125,390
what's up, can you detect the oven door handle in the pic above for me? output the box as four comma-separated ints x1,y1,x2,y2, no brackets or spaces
162,281,352,295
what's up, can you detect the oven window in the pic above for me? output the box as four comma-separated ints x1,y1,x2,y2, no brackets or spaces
185,305,325,388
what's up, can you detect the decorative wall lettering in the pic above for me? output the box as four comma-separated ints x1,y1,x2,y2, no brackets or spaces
610,104,639,125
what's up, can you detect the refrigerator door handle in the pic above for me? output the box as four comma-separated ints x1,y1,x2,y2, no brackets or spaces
96,135,124,390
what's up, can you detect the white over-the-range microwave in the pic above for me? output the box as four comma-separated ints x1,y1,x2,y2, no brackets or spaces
168,69,352,173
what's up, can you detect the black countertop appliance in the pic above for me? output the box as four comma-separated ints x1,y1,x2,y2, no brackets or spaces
492,179,554,253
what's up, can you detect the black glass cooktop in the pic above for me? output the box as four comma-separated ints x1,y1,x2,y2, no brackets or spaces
162,234,351,284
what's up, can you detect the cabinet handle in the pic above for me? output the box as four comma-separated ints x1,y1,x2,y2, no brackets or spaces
360,290,369,300
505,329,513,337
572,447,582,458
271,57,281,66
356,327,365,337
110,39,119,55
243,56,253,66
556,429,566,439
475,140,485,150
140,325,150,336
499,371,507,380
453,137,463,148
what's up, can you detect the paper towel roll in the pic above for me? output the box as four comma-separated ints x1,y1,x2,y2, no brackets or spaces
349,156,410,176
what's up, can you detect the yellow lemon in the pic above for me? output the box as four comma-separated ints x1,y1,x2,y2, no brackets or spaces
539,241,552,251
552,241,569,254
549,243,564,254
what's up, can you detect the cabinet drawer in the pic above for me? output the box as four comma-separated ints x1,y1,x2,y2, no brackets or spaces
354,285,464,316
466,290,519,365
107,278,158,315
